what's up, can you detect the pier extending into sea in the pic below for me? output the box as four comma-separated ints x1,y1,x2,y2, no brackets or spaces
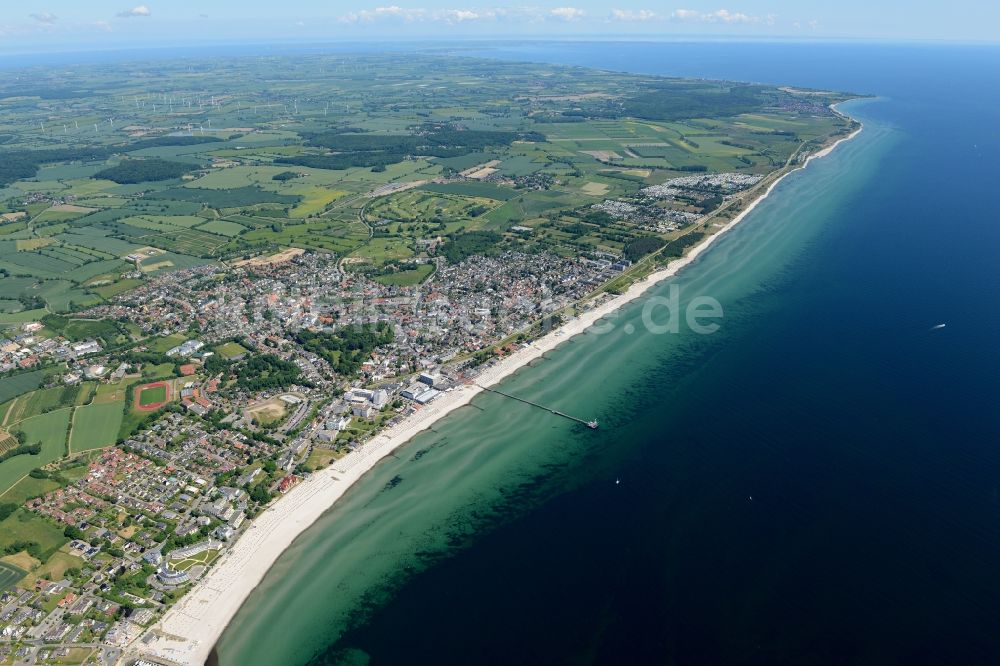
476,385,599,429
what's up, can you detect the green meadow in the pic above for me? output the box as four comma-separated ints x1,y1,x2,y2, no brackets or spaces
69,402,125,454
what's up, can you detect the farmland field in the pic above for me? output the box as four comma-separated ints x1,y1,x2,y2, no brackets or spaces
0,370,45,404
0,430,20,454
420,181,519,200
0,409,72,497
0,53,840,306
0,561,26,591
196,220,246,237
4,385,80,424
70,402,125,453
0,474,61,504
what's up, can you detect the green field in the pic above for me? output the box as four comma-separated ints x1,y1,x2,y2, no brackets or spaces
70,402,125,453
138,384,167,406
142,362,175,379
0,561,26,591
4,384,80,424
0,409,72,497
0,508,68,562
0,474,62,504
43,316,123,345
149,333,188,353
93,378,136,404
215,341,249,359
366,190,498,227
89,277,144,299
0,370,45,404
372,264,435,286
420,181,519,200
196,219,246,237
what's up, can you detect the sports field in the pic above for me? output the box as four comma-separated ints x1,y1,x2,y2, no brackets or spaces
136,382,170,411
215,341,249,359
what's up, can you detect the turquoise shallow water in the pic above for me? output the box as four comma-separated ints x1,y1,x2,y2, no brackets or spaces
218,43,1000,665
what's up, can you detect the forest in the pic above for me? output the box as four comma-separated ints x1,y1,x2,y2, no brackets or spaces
93,158,193,184
297,323,395,377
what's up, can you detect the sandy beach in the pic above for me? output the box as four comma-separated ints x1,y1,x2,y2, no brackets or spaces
138,115,863,666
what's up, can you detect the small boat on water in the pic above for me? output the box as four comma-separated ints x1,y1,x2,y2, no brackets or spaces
930,323,946,330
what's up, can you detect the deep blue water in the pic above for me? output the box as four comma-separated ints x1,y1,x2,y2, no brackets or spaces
330,43,1000,665
214,42,1000,666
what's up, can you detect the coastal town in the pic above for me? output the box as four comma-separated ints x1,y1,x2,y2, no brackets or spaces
0,160,854,665
0,241,645,666
0,50,859,666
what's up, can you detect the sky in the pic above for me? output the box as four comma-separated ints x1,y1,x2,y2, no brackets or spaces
1,1,997,51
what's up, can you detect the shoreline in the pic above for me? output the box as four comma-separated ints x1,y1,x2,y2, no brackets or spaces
139,111,864,666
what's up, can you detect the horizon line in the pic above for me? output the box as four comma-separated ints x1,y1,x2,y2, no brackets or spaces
2,34,999,59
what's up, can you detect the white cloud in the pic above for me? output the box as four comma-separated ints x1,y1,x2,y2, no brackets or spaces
338,5,594,26
702,9,753,23
117,5,151,18
340,6,427,23
29,12,58,25
93,20,113,32
671,7,767,24
808,19,820,29
550,6,585,21
443,9,494,22
610,9,659,21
